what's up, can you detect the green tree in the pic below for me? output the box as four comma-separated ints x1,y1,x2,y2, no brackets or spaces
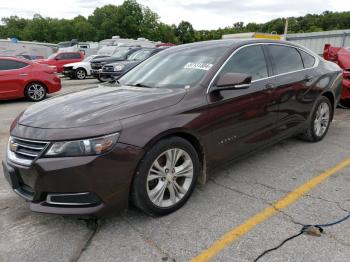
176,21,195,43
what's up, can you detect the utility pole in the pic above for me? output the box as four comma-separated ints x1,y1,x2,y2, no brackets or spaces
284,18,289,40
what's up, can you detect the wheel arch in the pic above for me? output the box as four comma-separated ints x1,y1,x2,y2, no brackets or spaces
321,90,335,120
141,128,208,185
24,81,48,96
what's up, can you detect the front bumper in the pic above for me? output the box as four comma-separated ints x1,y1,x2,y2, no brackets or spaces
62,68,75,78
99,71,123,79
3,143,144,217
91,69,102,77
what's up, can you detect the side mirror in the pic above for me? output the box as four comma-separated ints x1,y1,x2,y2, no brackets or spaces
55,57,60,60
211,73,252,92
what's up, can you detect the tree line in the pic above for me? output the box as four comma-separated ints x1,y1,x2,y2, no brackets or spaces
1,0,350,44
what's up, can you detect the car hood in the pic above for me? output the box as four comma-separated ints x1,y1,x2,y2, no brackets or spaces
92,57,125,64
106,60,139,67
18,85,186,129
64,61,88,67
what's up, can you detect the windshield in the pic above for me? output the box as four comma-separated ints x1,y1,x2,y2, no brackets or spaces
118,46,228,89
127,49,152,61
48,53,57,60
58,42,72,48
82,55,95,62
112,47,133,58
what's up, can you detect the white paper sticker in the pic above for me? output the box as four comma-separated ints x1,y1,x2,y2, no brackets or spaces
184,62,213,71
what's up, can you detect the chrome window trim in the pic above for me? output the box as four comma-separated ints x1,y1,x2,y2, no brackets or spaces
207,42,320,94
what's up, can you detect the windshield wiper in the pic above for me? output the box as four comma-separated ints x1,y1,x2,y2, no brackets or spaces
130,83,154,88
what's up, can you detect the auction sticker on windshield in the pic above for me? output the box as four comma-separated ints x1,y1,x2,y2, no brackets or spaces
184,62,213,70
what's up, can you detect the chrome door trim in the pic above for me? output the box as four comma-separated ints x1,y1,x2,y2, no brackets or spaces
207,42,320,94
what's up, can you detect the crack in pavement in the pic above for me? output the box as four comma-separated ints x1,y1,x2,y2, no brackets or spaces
69,218,101,262
121,214,176,262
209,178,304,226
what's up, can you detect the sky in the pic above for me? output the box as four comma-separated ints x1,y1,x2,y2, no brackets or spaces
0,0,349,30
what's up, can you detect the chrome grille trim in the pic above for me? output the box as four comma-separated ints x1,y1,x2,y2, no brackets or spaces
7,136,50,166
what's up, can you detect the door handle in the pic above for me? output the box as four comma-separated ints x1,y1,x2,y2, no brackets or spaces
304,75,313,82
19,73,28,76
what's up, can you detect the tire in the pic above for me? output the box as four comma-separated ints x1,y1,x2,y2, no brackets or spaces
300,96,333,142
131,137,200,216
75,68,87,80
338,99,350,109
97,75,107,82
25,82,47,102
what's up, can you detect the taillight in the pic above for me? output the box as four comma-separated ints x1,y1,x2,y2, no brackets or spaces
45,65,57,74
343,70,350,80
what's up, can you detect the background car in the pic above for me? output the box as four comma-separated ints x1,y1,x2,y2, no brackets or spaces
62,55,110,80
99,48,164,81
36,52,84,73
323,44,350,108
90,46,142,82
0,56,61,101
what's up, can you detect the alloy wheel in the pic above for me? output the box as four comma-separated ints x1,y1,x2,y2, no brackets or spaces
314,101,330,137
146,148,194,208
76,69,86,79
27,83,46,101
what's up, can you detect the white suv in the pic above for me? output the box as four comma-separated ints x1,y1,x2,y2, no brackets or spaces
62,55,108,80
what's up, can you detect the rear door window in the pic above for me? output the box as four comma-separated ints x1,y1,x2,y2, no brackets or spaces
267,45,304,75
0,60,28,70
299,50,316,68
219,45,268,81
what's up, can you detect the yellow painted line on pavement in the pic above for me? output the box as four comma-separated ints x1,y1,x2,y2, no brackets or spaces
191,157,350,262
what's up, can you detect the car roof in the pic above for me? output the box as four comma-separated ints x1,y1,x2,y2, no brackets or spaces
0,56,32,63
169,39,304,51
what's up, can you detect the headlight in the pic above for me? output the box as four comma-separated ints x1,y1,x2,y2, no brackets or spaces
114,64,125,71
45,133,119,157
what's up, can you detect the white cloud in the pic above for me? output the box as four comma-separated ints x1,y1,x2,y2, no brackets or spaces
0,0,349,30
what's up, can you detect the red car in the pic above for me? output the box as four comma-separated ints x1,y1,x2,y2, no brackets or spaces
323,44,350,107
0,57,61,102
36,52,84,73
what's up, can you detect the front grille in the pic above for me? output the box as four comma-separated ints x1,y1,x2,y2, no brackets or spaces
63,66,73,70
8,137,49,166
91,63,103,70
103,65,114,72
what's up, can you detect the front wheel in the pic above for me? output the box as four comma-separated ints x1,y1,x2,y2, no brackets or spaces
300,96,332,142
75,68,87,80
131,137,199,216
97,75,108,82
25,82,47,102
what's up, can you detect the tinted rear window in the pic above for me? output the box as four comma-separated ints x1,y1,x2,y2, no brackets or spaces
0,60,28,70
267,45,303,75
299,50,316,68
65,53,81,59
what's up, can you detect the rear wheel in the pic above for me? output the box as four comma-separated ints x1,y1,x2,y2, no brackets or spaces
300,96,332,142
25,82,47,102
75,68,87,80
132,137,199,216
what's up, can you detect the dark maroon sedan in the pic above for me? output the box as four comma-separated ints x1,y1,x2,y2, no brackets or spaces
3,39,343,217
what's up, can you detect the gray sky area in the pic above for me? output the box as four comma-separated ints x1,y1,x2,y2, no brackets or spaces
0,0,349,29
